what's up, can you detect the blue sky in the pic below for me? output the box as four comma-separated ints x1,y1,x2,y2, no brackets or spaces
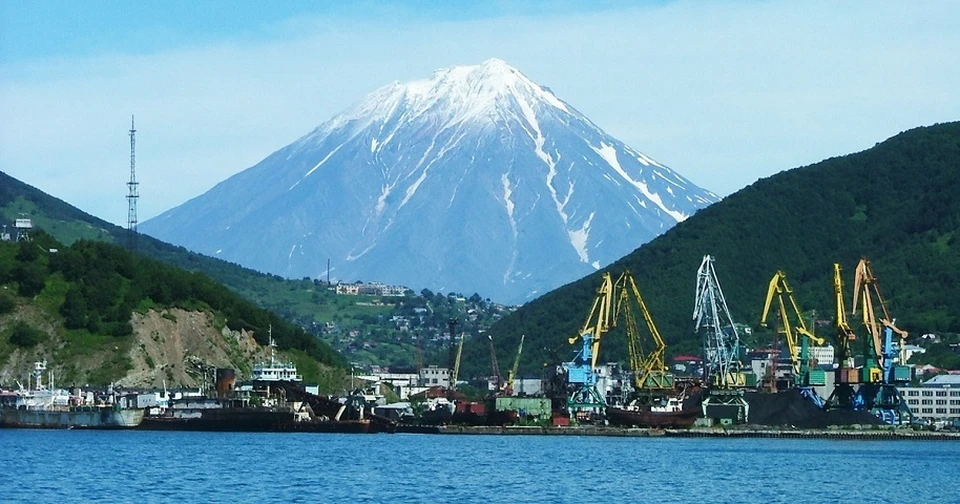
2,1,959,226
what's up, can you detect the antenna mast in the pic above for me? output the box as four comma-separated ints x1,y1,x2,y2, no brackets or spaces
126,115,139,252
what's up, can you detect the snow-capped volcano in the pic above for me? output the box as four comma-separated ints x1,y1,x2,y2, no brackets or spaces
141,59,717,304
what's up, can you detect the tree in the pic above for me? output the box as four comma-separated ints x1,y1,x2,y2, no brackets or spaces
0,292,15,314
15,240,39,262
14,263,45,297
60,286,88,329
9,322,43,348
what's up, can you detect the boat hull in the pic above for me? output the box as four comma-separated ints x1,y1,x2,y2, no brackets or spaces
139,408,293,432
606,407,698,428
0,407,144,429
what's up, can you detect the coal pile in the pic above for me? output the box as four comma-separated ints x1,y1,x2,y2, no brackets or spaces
745,389,884,429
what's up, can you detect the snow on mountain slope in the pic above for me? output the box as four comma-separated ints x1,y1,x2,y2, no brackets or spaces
141,59,717,304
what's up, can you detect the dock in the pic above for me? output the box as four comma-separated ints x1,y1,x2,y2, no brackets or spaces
399,424,960,440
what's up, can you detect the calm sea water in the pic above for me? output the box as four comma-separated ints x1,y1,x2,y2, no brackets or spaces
2,430,958,503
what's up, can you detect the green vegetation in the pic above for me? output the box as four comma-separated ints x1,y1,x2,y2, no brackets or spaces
8,321,44,348
485,122,960,376
0,170,508,371
910,342,960,370
0,233,346,384
0,291,14,314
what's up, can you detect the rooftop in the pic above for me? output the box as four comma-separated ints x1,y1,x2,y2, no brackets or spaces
922,374,960,388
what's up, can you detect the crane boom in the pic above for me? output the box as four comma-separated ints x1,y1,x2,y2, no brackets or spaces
570,272,616,368
451,333,464,391
760,271,824,386
834,263,857,356
488,335,502,391
852,258,908,363
505,334,525,395
693,255,743,388
616,270,671,391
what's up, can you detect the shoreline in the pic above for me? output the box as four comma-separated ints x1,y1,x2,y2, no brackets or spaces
399,424,960,440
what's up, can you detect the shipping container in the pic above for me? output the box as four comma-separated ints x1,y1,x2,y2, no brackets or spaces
808,369,826,386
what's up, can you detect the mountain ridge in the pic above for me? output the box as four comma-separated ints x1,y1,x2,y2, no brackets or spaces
142,59,717,303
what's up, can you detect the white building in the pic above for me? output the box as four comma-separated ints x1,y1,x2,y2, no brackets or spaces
901,374,960,425
419,365,450,388
808,344,836,368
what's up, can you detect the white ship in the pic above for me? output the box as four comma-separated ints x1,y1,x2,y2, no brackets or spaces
251,329,302,382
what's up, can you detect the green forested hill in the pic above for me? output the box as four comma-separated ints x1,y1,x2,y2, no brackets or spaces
0,171,508,370
0,235,346,384
481,122,960,377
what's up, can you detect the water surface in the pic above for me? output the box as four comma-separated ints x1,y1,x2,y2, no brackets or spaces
2,430,956,503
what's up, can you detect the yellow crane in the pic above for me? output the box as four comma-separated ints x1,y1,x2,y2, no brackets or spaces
450,332,464,392
760,271,825,387
569,272,616,368
826,262,859,408
504,334,525,395
564,272,617,417
614,270,672,392
833,264,858,357
829,262,915,423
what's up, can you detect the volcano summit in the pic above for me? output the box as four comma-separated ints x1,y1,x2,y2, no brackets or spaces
142,59,717,303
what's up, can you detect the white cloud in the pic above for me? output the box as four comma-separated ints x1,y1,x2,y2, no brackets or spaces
1,1,958,225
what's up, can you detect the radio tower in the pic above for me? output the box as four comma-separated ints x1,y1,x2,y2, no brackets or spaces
126,115,139,252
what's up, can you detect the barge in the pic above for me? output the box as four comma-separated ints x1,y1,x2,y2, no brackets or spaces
0,361,144,429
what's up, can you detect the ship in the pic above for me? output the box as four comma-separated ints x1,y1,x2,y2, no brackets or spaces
138,401,296,431
605,397,699,428
0,361,144,429
139,333,396,433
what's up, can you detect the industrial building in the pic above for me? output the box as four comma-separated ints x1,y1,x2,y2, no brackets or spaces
900,374,960,426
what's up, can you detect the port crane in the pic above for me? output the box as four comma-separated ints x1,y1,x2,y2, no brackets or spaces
415,333,424,378
693,255,749,423
694,255,745,388
563,272,616,419
849,258,914,424
760,271,826,396
488,335,502,392
853,258,909,382
451,332,465,393
825,263,860,411
504,334,525,395
615,270,674,403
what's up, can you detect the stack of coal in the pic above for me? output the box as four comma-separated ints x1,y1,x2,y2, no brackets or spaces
745,389,884,429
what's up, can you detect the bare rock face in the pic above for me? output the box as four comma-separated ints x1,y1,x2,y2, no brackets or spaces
120,308,271,388
141,59,717,304
0,304,286,388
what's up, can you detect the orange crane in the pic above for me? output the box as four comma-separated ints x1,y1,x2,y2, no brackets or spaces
828,261,915,424
852,258,908,375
